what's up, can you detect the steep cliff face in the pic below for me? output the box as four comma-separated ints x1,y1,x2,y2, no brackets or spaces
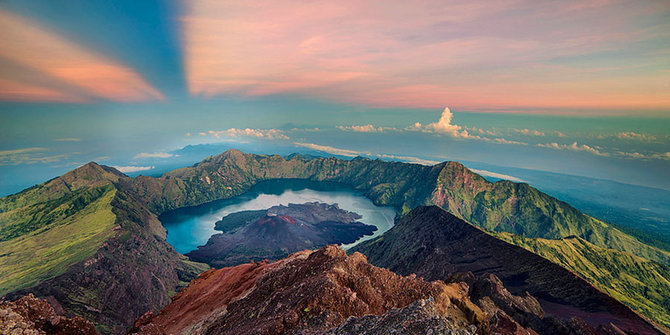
121,150,443,215
353,206,663,334
0,163,207,334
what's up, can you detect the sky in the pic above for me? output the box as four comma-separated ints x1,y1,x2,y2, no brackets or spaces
0,0,669,196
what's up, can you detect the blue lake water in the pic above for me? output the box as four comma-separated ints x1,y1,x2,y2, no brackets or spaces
159,180,397,254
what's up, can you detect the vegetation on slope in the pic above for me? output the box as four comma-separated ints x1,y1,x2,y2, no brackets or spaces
122,150,442,214
2,150,668,332
495,232,670,329
352,205,662,334
0,162,208,334
124,150,669,328
124,150,670,266
0,162,125,213
0,185,117,295
431,162,670,265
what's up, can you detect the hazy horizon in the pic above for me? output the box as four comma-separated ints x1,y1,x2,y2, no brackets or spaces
1,0,669,194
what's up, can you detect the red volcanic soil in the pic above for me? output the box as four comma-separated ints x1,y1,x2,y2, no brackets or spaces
129,253,308,335
131,246,495,335
131,243,638,335
279,214,296,224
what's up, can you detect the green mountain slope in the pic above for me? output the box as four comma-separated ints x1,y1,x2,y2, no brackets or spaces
0,162,207,334
351,206,664,333
2,150,668,332
122,150,443,214
121,150,670,328
0,184,117,294
123,150,670,265
431,162,670,264
494,232,670,328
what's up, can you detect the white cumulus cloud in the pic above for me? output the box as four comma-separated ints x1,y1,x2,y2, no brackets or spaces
538,141,607,156
618,151,670,160
112,165,154,173
512,128,545,136
469,169,526,183
616,131,656,142
424,107,470,138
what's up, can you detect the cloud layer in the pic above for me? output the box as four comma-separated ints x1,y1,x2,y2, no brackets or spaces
206,128,289,140
133,152,175,159
538,141,607,156
337,125,385,133
0,9,163,102
0,147,69,165
112,165,154,173
294,142,438,166
181,0,670,111
469,169,526,183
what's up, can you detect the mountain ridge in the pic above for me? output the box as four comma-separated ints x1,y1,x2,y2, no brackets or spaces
2,149,669,333
132,244,615,335
0,162,208,334
119,150,669,264
352,205,664,334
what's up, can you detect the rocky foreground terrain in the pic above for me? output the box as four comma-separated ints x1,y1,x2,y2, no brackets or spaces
131,244,639,335
0,294,97,335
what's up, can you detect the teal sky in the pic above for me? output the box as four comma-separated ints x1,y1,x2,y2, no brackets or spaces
0,0,669,195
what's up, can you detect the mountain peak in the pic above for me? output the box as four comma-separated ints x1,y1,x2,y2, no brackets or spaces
60,162,126,190
353,205,663,334
218,148,246,159
132,245,489,334
199,148,250,166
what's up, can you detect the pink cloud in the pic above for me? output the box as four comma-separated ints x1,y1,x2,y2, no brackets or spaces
0,9,163,102
181,0,670,111
0,78,84,103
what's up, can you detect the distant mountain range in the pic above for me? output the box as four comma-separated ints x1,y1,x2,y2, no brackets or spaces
1,149,669,333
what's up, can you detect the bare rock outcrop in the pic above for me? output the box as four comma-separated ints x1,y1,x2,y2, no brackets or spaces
131,245,527,335
0,294,97,335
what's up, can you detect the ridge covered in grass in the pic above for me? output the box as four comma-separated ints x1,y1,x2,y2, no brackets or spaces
495,232,670,328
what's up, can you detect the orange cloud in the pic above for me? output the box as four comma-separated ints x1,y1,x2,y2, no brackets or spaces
0,9,163,102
